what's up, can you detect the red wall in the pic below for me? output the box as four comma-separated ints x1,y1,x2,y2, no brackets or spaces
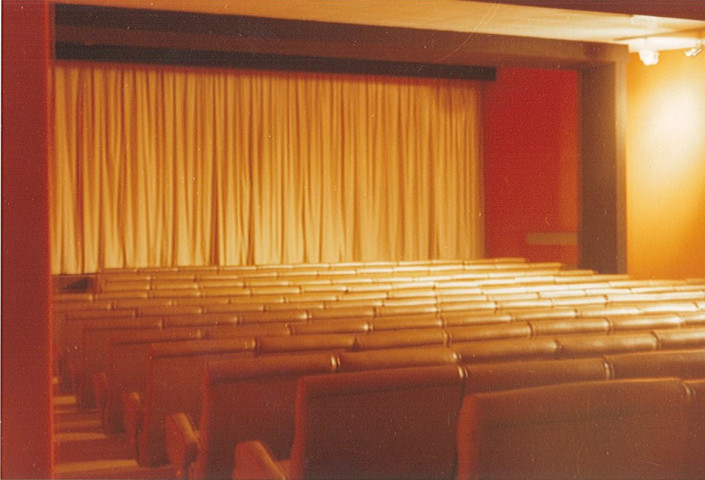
483,67,579,265
1,1,53,478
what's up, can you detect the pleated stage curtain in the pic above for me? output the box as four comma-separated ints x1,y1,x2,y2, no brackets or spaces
51,61,484,274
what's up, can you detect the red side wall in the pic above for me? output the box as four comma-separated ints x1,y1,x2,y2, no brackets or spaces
1,1,53,478
483,67,580,265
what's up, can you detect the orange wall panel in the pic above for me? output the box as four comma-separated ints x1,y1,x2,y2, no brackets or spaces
627,49,705,278
484,67,579,265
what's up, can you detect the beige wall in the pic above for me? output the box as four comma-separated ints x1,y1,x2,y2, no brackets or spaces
627,49,705,278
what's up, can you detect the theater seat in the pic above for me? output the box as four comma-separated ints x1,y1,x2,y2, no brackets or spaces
456,378,693,480
135,338,256,467
233,365,466,480
168,353,338,480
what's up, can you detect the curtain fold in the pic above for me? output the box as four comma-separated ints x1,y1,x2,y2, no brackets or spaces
51,62,484,274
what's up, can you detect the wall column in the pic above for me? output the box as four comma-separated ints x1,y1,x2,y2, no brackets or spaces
580,60,628,273
1,1,53,477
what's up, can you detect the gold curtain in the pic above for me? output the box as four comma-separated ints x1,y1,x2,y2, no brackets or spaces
51,61,484,274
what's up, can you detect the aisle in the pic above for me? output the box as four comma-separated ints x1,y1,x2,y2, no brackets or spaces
53,392,174,479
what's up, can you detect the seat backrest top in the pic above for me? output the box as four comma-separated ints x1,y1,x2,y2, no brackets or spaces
206,352,338,382
454,337,559,363
289,365,466,480
556,331,658,357
255,333,356,354
606,348,705,380
336,346,458,372
108,327,203,346
148,337,256,358
463,357,612,394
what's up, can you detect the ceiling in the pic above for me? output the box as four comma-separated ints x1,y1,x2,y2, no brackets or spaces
56,0,705,52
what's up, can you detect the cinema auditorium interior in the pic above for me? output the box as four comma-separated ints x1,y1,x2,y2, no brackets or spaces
3,0,705,479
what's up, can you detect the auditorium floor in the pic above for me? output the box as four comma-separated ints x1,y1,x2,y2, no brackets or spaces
53,390,174,479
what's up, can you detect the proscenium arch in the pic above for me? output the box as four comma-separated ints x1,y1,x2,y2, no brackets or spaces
55,4,629,274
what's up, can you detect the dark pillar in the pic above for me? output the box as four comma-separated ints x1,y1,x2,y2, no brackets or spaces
580,60,627,273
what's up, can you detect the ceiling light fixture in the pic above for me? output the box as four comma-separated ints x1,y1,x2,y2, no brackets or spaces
639,49,660,66
685,38,703,57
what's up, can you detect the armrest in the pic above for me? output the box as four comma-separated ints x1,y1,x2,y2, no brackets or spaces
233,441,288,480
122,391,144,454
165,413,199,480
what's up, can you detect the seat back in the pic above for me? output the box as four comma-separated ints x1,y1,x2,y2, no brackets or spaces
318,301,381,315
441,311,512,327
608,313,683,331
161,312,238,328
61,308,134,357
528,317,610,336
192,353,337,480
104,328,206,434
606,348,705,380
289,317,370,335
203,323,291,339
446,323,531,343
463,357,612,394
137,338,256,467
354,328,448,350
255,333,356,355
652,327,705,350
556,331,658,357
77,318,163,409
456,378,692,480
288,365,466,480
337,346,457,372
238,309,308,325
454,337,559,364
368,313,442,331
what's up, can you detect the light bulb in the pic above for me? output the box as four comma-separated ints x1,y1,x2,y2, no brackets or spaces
639,49,659,66
685,40,702,57
685,38,703,57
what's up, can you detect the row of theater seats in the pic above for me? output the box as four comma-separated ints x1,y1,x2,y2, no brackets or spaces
71,293,705,412
55,260,558,398
51,259,705,479
55,260,705,406
56,260,578,402
108,328,705,465
53,258,589,352
106,312,705,466
55,258,577,388
231,366,705,480
165,349,705,480
71,258,549,292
